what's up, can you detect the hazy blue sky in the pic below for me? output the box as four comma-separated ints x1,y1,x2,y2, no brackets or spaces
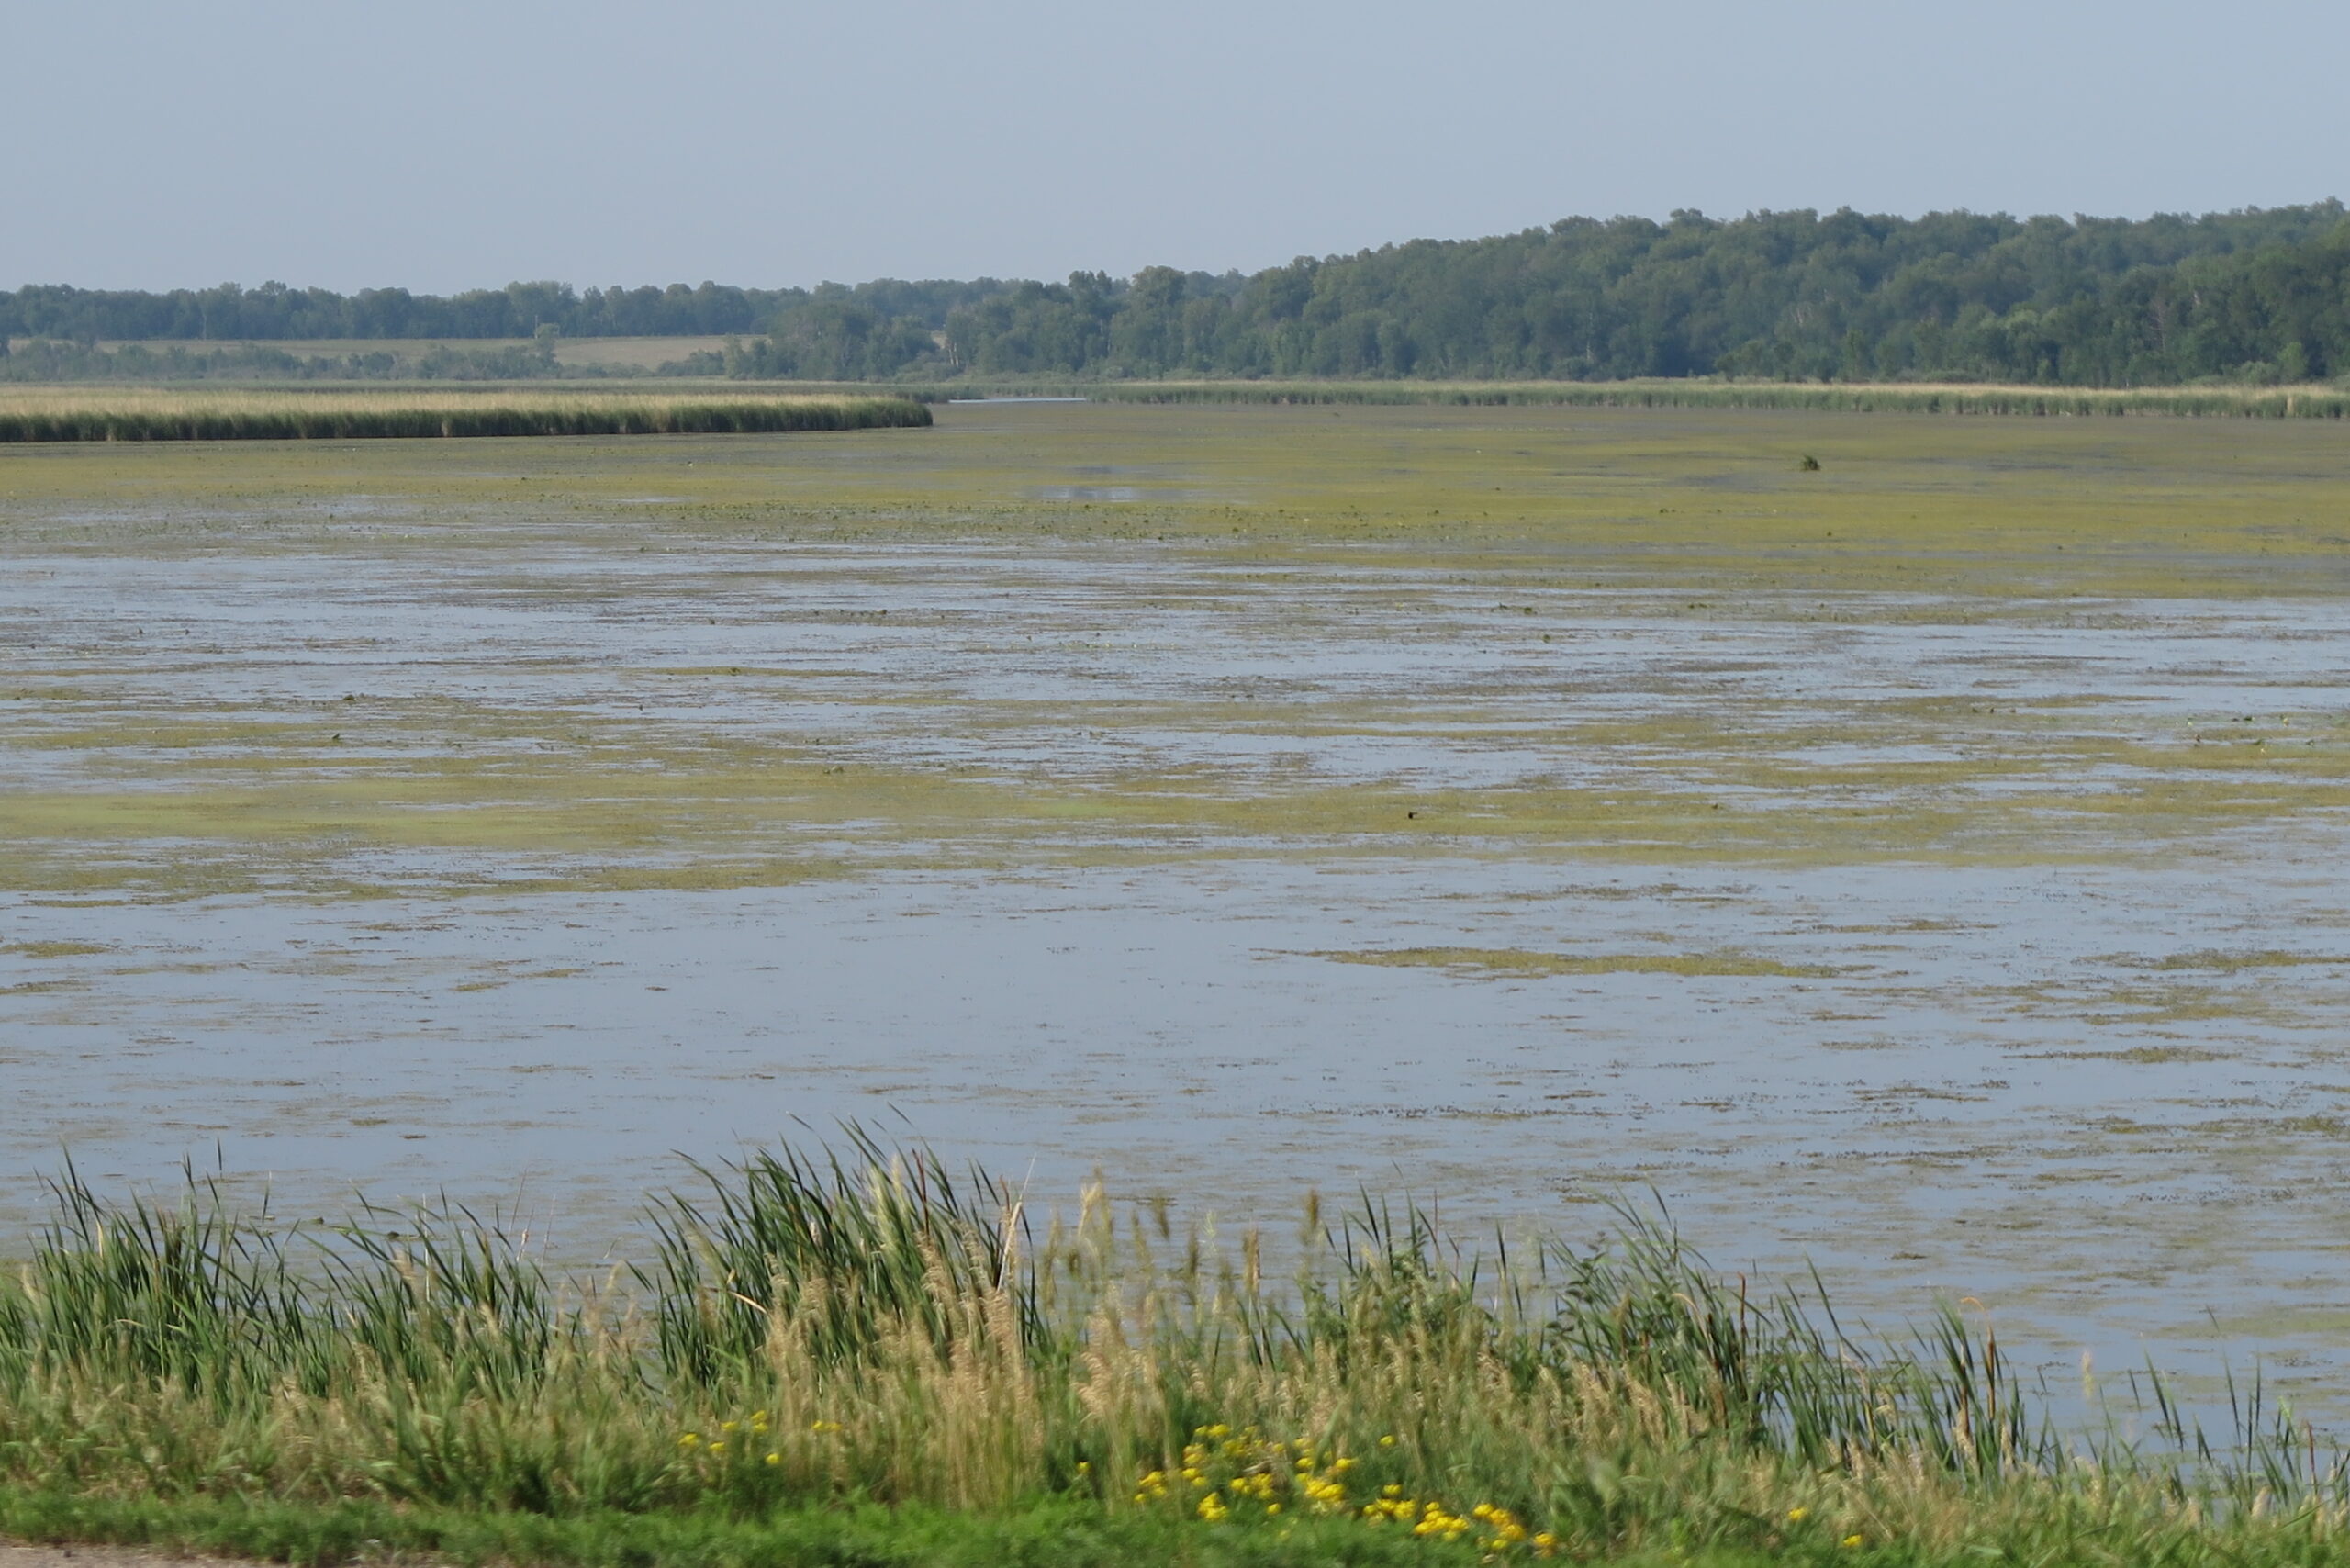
6,0,2344,294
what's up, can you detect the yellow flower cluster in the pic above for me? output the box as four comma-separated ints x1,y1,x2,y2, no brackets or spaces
1296,1460,1351,1511
678,1411,836,1473
1135,1426,1356,1519
1127,1425,1556,1553
1471,1503,1531,1548
1361,1487,1553,1554
1785,1505,1871,1551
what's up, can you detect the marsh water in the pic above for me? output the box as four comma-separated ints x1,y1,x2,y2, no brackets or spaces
5,402,2350,1414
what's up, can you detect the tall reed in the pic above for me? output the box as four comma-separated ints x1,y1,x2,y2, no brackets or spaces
0,389,929,442
0,1142,2338,1556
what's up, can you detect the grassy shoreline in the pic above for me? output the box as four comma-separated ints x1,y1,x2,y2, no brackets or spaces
15,1492,1487,1568
8,377,2348,420
0,388,930,442
484,375,2350,419
1112,377,2350,417
1,1143,2344,1568
919,377,2350,418
10,1489,2344,1568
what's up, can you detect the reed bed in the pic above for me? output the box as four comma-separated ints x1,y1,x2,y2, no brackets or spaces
0,1139,2342,1567
928,379,2350,418
0,387,930,442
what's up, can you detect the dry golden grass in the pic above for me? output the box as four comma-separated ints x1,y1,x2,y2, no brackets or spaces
0,386,930,441
58,335,739,368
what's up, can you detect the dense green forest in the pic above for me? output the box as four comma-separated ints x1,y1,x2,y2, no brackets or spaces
0,280,791,342
8,203,2349,385
0,336,605,383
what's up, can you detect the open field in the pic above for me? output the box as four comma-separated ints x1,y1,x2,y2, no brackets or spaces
6,398,2350,1558
0,387,929,442
9,336,735,371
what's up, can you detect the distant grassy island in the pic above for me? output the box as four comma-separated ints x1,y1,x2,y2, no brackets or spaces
1016,378,2350,418
0,388,930,442
6,201,2349,388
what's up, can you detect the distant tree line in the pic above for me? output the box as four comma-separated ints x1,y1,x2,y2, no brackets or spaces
0,281,791,343
0,334,637,384
760,204,2344,386
9,203,2350,386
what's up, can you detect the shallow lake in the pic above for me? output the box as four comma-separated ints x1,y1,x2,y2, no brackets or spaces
4,402,2348,1416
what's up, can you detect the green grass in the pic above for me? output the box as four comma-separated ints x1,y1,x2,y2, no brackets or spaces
13,1487,2350,1568
2,1139,2347,1566
0,1491,1509,1568
0,388,930,442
